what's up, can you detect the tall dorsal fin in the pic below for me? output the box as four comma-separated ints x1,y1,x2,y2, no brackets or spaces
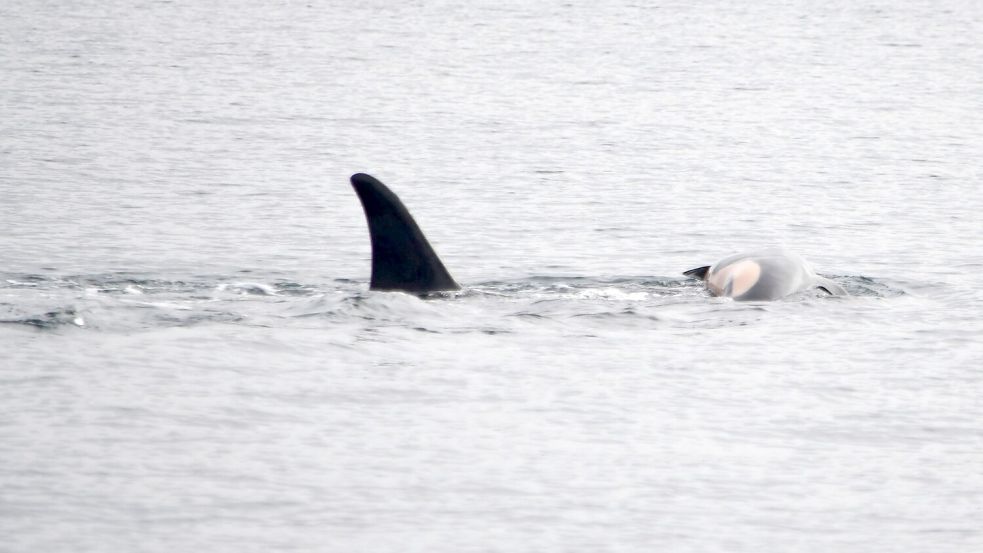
350,173,460,293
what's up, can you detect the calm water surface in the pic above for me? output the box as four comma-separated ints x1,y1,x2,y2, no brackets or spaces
2,1,982,551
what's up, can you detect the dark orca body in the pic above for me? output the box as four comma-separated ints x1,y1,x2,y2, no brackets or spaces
350,173,459,293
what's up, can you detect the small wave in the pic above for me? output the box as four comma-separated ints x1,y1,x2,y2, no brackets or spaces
826,275,907,298
119,299,193,311
0,308,85,329
470,276,681,296
216,282,278,296
571,309,661,322
273,282,320,296
5,279,39,287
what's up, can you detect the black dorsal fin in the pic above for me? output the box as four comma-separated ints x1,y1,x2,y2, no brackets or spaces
683,265,711,280
350,173,460,293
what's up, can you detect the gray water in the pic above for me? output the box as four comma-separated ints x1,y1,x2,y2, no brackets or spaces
2,1,983,551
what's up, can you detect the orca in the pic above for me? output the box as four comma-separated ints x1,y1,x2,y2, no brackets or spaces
683,249,847,301
349,173,846,300
350,173,459,293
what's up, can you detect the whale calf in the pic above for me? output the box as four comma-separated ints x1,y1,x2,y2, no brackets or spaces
349,173,846,300
683,250,847,301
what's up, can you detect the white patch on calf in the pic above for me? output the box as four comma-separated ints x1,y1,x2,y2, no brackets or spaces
707,259,761,297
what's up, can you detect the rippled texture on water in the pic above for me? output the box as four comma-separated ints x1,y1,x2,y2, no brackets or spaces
2,1,982,552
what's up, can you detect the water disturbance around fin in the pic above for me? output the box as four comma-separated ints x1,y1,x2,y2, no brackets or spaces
350,173,460,293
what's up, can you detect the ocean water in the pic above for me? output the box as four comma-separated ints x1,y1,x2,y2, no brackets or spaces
2,1,982,551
